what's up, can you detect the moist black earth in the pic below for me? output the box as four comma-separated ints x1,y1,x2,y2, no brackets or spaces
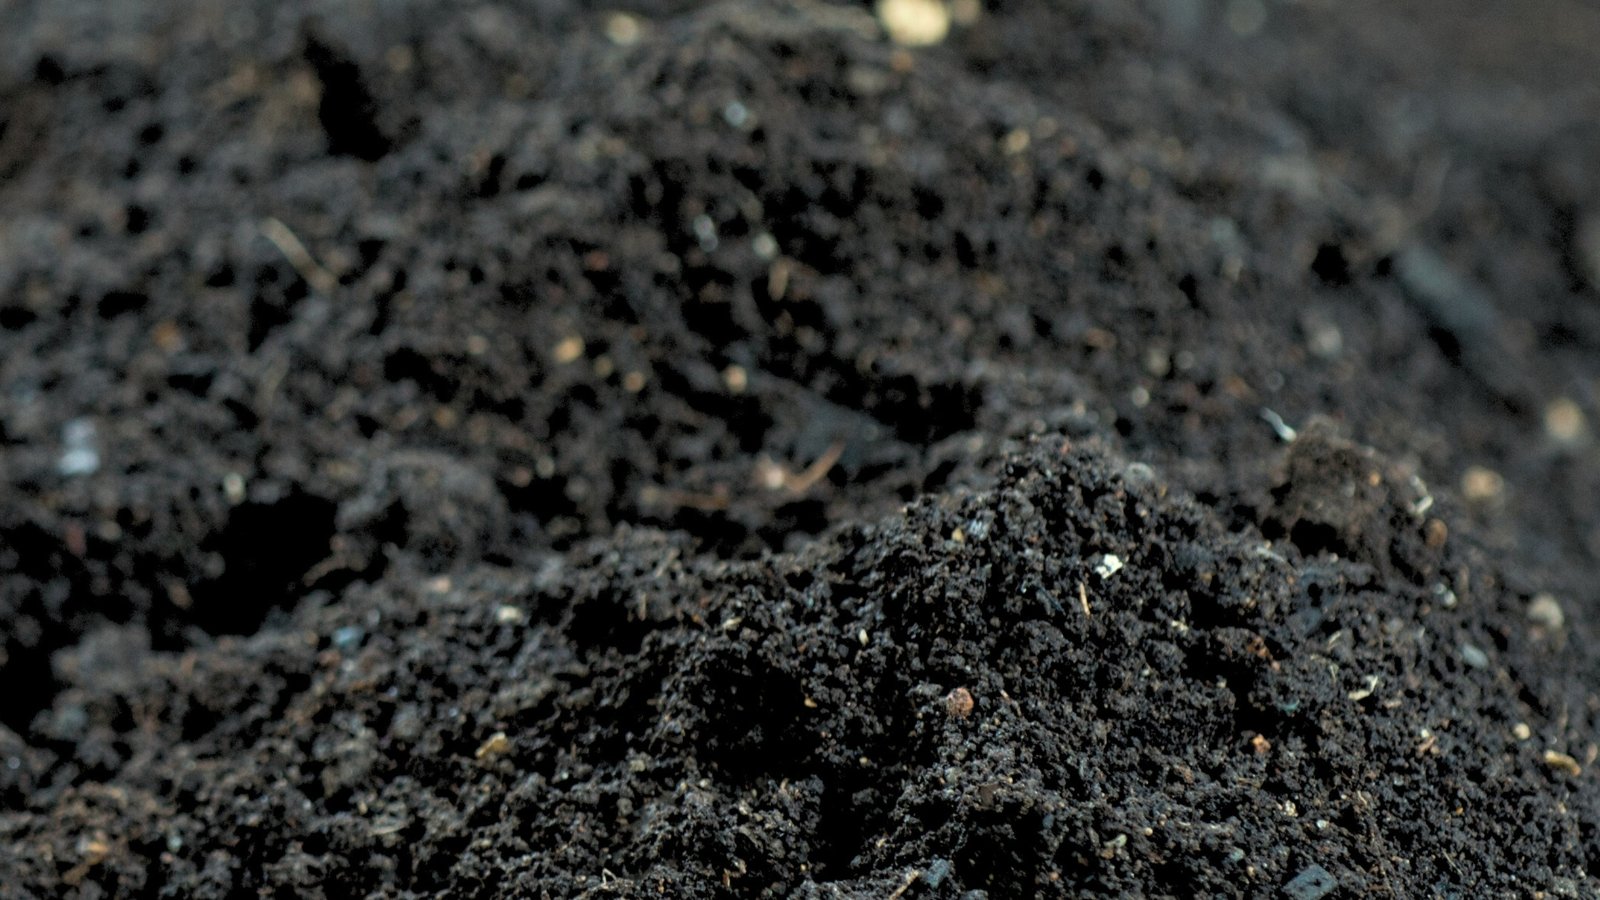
2,0,1600,896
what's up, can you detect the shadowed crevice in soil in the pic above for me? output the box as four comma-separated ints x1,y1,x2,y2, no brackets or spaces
181,491,340,638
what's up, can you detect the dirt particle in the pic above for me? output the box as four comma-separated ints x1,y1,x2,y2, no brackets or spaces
150,320,184,352
1423,518,1448,549
945,687,974,719
475,732,511,760
331,625,365,650
1514,723,1533,741
1001,128,1031,155
1249,733,1271,755
553,335,585,364
1461,465,1504,502
1544,396,1587,444
61,834,113,886
603,13,644,46
722,365,748,394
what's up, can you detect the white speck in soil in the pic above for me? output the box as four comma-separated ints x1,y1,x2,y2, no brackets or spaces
57,418,100,476
1095,554,1124,578
692,214,718,252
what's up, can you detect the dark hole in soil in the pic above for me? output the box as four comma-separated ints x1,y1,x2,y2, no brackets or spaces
1311,243,1351,285
180,492,338,638
97,289,147,319
1288,519,1350,560
303,33,392,162
0,306,37,330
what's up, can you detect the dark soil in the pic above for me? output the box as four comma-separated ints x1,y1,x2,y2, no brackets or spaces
3,0,1600,896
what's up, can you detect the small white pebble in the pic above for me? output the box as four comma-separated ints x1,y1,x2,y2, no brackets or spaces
57,418,100,477
1544,397,1587,445
1431,582,1458,609
1094,554,1124,578
876,0,950,46
603,13,643,45
1527,593,1565,630
692,214,718,252
858,628,870,647
752,232,779,260
1307,320,1343,359
223,472,247,504
722,101,749,128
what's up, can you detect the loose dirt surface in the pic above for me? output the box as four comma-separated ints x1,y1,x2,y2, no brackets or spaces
3,0,1600,896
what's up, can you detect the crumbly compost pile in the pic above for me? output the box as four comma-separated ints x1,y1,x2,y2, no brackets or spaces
2,0,1600,896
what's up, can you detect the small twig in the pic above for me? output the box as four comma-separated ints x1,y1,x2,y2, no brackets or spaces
261,217,337,295
1078,581,1092,618
887,869,921,900
638,485,731,512
786,440,844,494
754,441,845,496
